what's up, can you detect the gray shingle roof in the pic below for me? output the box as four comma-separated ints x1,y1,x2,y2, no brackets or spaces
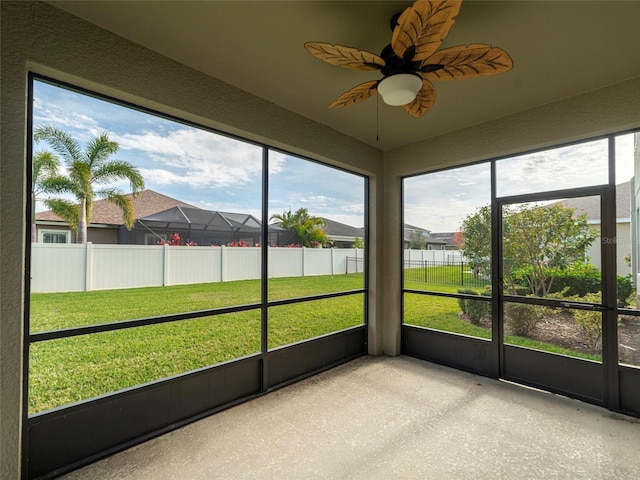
560,182,631,221
36,190,197,225
319,217,364,237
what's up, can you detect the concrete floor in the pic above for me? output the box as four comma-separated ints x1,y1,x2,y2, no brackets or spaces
61,355,640,480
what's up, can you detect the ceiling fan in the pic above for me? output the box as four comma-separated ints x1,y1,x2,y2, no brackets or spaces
304,0,513,118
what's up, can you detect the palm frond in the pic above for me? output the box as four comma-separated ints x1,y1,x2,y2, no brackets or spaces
32,151,60,194
96,189,136,229
92,160,145,193
33,125,82,165
38,175,76,195
85,132,119,168
42,198,80,232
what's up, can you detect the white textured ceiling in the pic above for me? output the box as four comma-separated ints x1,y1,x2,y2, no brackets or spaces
49,1,640,151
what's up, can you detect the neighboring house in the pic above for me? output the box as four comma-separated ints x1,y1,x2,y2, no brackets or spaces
561,181,632,276
428,232,460,250
35,190,196,244
35,188,367,247
136,206,292,246
403,224,447,250
319,217,364,248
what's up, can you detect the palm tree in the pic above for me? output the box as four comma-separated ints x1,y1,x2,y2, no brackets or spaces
270,207,327,247
34,125,145,243
31,150,60,242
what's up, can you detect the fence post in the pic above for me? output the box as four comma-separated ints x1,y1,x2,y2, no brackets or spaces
302,247,306,277
331,247,334,275
461,261,464,286
163,243,169,286
221,245,226,282
85,242,93,292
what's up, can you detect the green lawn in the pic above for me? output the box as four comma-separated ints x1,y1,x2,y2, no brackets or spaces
30,274,364,332
404,265,490,290
29,275,364,413
29,272,601,414
403,285,601,361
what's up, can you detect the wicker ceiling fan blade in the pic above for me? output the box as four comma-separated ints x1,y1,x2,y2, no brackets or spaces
328,80,379,109
421,44,514,81
392,0,462,62
305,42,385,71
402,79,437,118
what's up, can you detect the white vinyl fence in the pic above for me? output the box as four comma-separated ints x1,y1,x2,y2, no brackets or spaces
403,249,464,263
30,243,365,293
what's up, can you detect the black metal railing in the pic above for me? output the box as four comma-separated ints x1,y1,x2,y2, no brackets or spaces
403,260,489,288
346,256,365,274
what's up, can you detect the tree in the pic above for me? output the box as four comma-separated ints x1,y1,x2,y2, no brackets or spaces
460,203,597,296
460,205,492,277
408,230,427,249
31,150,60,242
452,231,464,248
270,207,327,247
504,203,597,296
33,125,145,243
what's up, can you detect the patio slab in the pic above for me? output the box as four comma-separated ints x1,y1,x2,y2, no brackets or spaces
61,355,640,479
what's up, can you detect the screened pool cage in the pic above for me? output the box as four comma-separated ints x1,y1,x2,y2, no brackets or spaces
122,206,296,246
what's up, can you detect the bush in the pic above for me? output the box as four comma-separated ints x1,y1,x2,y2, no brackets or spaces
550,263,601,297
571,293,602,351
617,274,633,307
508,263,633,307
457,289,478,314
457,289,490,325
504,303,545,337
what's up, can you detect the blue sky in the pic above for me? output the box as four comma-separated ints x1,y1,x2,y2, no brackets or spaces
32,80,365,227
33,79,636,233
404,132,636,232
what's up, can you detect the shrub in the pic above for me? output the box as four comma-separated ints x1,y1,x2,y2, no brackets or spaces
504,303,545,337
550,263,601,297
457,289,478,314
571,293,602,351
457,289,490,325
617,274,633,307
467,299,491,325
508,263,600,297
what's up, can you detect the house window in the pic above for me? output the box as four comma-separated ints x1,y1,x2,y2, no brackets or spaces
39,230,70,244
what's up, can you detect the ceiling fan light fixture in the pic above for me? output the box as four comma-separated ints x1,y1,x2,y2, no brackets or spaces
377,73,422,106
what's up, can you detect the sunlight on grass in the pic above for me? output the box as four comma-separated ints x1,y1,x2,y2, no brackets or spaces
269,294,364,349
29,275,365,414
30,274,364,332
404,265,490,292
404,293,491,339
29,312,261,413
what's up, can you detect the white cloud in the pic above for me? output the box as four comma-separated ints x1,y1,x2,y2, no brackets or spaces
113,128,285,188
495,139,609,196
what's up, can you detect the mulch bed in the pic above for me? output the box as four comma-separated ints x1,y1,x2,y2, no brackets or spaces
463,311,640,365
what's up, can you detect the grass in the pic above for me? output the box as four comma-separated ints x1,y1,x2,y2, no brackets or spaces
403,285,602,362
404,265,490,290
29,275,364,413
30,274,364,332
29,272,603,413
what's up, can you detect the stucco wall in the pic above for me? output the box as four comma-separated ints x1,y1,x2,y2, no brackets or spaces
0,3,383,479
